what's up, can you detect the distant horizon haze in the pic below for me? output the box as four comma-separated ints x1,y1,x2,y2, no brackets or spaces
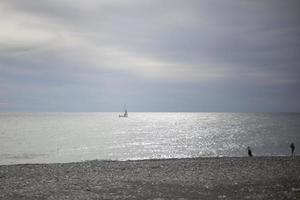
1,111,300,113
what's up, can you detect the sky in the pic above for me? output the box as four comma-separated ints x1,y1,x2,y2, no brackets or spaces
0,0,300,112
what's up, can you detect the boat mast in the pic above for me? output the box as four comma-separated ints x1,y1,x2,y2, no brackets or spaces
124,104,128,116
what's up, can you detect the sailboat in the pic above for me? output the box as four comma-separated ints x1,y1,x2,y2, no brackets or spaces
119,105,128,117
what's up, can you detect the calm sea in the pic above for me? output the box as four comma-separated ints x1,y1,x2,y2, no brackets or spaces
0,112,299,165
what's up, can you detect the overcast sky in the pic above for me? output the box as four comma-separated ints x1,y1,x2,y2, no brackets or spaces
0,0,299,112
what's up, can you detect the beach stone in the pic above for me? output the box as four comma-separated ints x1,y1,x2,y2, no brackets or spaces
0,156,300,200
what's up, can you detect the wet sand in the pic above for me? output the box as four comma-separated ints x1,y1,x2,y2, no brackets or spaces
0,156,300,200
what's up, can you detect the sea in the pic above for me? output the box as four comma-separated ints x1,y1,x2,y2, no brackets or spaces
0,112,299,165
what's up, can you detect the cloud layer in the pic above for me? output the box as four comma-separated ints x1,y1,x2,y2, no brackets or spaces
0,0,300,111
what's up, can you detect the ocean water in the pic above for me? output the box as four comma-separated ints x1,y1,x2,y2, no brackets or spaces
0,112,299,165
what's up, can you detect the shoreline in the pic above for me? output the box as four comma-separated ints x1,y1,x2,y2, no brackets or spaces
1,154,298,166
1,156,300,199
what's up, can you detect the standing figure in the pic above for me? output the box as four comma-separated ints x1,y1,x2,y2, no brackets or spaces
247,146,253,157
290,143,295,156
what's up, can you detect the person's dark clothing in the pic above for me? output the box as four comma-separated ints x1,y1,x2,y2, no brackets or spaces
290,143,295,156
247,147,253,157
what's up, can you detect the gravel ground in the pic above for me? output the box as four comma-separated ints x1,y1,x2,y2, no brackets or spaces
0,156,300,200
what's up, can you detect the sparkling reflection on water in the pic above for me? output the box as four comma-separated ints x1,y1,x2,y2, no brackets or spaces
0,112,299,164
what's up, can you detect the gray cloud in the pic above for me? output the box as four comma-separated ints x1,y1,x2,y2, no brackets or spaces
0,0,300,111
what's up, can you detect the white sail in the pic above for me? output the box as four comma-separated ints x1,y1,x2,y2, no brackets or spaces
119,105,128,117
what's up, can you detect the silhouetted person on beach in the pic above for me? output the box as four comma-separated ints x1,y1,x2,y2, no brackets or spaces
290,143,295,156
247,146,253,157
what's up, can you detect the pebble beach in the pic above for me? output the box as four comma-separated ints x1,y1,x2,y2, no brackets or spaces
0,156,300,199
